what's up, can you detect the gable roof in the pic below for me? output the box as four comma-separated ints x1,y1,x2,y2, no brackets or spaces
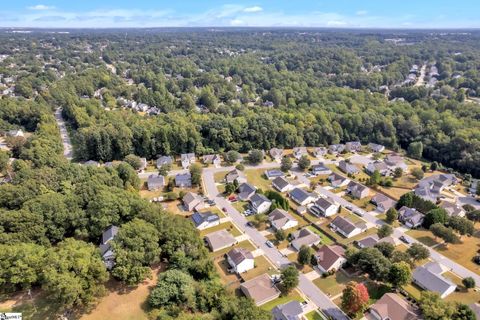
272,300,304,320
205,229,237,251
272,176,290,190
289,188,312,203
339,160,359,174
227,247,254,265
314,197,336,211
250,193,271,207
183,192,202,205
372,193,396,209
413,264,456,296
269,148,284,158
330,216,362,235
315,245,345,271
191,211,219,227
240,273,280,306
101,225,119,244
291,228,320,249
357,234,379,248
369,293,418,320
269,209,297,229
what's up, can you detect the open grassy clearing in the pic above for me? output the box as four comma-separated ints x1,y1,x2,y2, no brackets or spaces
245,168,276,191
313,271,366,297
405,228,441,247
436,231,480,275
241,256,277,281
199,221,242,237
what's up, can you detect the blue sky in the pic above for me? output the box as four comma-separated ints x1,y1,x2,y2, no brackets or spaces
1,1,479,28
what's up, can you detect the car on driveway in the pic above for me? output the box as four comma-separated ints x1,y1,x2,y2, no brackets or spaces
246,221,255,228
399,235,411,244
265,240,274,248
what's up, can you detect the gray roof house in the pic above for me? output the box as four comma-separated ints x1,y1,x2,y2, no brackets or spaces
368,143,385,153
329,144,345,154
180,153,196,169
330,216,366,238
225,169,247,184
338,160,359,175
312,147,328,158
366,161,390,176
369,293,418,320
415,174,458,203
240,273,281,306
384,153,408,171
238,182,257,201
293,147,308,160
269,148,284,162
356,234,380,248
272,300,306,320
328,173,350,188
156,155,173,168
311,163,332,175
183,192,204,211
250,193,272,214
175,172,192,188
288,188,315,206
268,208,298,231
205,229,237,252
147,174,165,191
346,181,370,199
412,262,456,298
272,176,292,192
265,169,284,179
398,206,424,228
202,154,221,166
308,197,339,217
291,228,321,251
440,201,465,217
99,225,119,270
345,141,362,152
371,193,396,212
191,211,220,230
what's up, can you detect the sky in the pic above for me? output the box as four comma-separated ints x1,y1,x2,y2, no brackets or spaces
1,1,479,29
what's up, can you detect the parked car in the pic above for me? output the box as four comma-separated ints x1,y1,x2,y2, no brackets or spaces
265,240,274,248
222,207,227,212
353,210,364,217
246,221,255,228
399,236,411,244
243,209,253,216
346,205,353,211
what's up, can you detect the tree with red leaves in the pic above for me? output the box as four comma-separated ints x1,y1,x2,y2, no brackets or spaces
341,281,370,316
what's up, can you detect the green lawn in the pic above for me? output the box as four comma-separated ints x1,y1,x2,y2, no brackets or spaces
307,225,334,245
313,271,366,297
444,271,480,305
305,310,323,320
200,222,242,237
405,229,440,247
260,290,303,311
245,168,276,191
241,256,277,281
209,240,256,258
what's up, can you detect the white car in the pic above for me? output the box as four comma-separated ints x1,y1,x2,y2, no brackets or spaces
265,240,274,248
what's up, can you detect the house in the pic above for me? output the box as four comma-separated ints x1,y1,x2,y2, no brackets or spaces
147,174,165,191
269,148,284,162
238,183,257,201
368,293,418,320
329,144,345,154
269,208,298,231
356,234,379,248
384,153,408,171
250,193,272,214
328,173,350,188
240,273,281,306
205,229,237,252
412,262,456,298
6,129,24,138
138,158,147,171
291,228,321,251
345,141,362,152
84,160,100,167
338,160,359,175
346,181,370,199
308,197,339,217
371,193,396,212
202,154,221,167
156,155,173,168
289,188,315,206
368,143,385,153
315,245,346,273
226,248,254,274
265,169,284,179
311,163,332,176
312,147,328,158
366,161,390,176
398,206,424,228
191,211,220,230
99,225,119,270
272,176,292,192
293,147,308,160
272,300,307,320
330,216,366,238
440,201,465,217
183,192,204,211
225,169,247,184
175,172,192,188
415,174,458,202
181,153,196,169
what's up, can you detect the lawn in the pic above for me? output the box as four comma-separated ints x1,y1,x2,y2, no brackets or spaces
443,271,480,304
245,168,276,191
313,271,366,297
435,231,480,275
405,228,440,247
210,240,257,258
260,290,303,311
199,222,242,237
342,195,376,212
307,225,334,245
214,171,226,183
403,283,423,300
232,200,249,213
305,310,323,320
198,206,225,218
241,256,277,281
214,258,242,291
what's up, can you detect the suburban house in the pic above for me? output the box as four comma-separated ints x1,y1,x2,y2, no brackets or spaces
175,172,192,188
269,148,284,162
289,188,315,206
346,181,370,199
138,157,147,171
308,197,339,217
202,154,221,167
99,225,119,270
312,146,328,158
183,192,205,211
269,208,298,231
356,234,380,249
338,160,359,175
366,161,390,176
293,147,308,160
384,153,408,171
156,155,173,168
330,216,366,238
329,144,345,154
412,262,456,298
237,182,257,201
226,247,254,274
291,228,321,251
265,169,284,179
250,193,272,214
180,153,196,169
398,206,424,228
205,229,237,252
84,160,100,167
7,129,24,137
225,169,247,184
272,176,293,192
440,201,465,217
368,143,385,153
328,173,350,188
345,141,362,152
415,174,458,203
147,174,165,191
311,163,332,176
371,193,396,213
240,273,281,306
272,300,307,320
315,245,346,273
368,293,418,320
191,211,220,230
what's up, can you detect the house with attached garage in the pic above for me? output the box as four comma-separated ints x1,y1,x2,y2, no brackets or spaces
269,148,284,162
368,143,385,153
147,174,165,191
268,208,298,231
272,176,293,193
180,153,196,169
368,293,419,320
440,201,465,217
202,154,221,167
156,155,173,168
225,168,247,184
237,182,257,201
345,141,362,152
356,234,380,249
330,216,366,238
328,173,350,188
175,172,192,188
366,161,391,176
384,153,408,171
240,273,281,306
226,247,254,274
312,146,328,158
371,193,396,213
272,300,308,320
250,193,272,214
308,197,339,217
99,225,119,270
346,181,370,199
315,245,346,273
288,188,315,206
338,160,359,175
205,229,237,252
290,227,321,251
412,262,456,298
293,147,308,160
311,163,332,176
191,211,220,230
183,192,205,211
265,169,284,179
398,206,424,228
414,173,458,203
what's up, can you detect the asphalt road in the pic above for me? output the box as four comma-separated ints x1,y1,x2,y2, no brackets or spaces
54,108,73,160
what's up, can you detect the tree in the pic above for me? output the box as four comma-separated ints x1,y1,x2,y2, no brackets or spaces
378,225,393,238
280,266,299,294
189,163,203,186
341,281,369,316
158,164,171,176
116,162,141,189
397,192,414,209
385,208,398,224
406,243,430,261
0,150,9,173
466,210,480,224
298,245,313,266
430,161,439,171
411,167,424,180
124,154,143,170
419,291,455,320
219,297,271,320
462,277,475,289
225,150,240,164
389,261,412,287
393,167,403,178
408,141,423,159
280,156,292,172
369,170,381,186
453,304,476,320
448,216,475,236
247,149,263,165
374,242,395,258
429,223,460,244
347,247,391,281
148,269,195,309
298,155,311,171
423,208,448,228
275,229,286,242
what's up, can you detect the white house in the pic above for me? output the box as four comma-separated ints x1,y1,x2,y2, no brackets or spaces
315,245,346,273
191,211,220,230
308,197,339,217
272,176,293,193
288,188,315,206
181,153,196,169
250,193,272,214
268,209,298,231
330,216,366,238
226,248,255,274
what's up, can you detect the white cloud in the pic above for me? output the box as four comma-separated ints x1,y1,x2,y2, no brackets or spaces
27,4,55,11
356,10,368,16
243,6,263,13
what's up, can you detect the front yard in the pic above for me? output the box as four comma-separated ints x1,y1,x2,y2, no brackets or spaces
260,290,304,311
313,271,366,297
199,221,242,237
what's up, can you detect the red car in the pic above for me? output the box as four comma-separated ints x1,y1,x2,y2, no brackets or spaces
222,207,228,212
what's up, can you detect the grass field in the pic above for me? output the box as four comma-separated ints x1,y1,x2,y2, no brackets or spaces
260,290,303,311
313,271,366,297
305,310,323,320
200,222,242,237
307,225,334,245
405,228,441,247
443,271,480,304
436,231,480,275
241,256,277,281
342,195,376,212
245,168,275,191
